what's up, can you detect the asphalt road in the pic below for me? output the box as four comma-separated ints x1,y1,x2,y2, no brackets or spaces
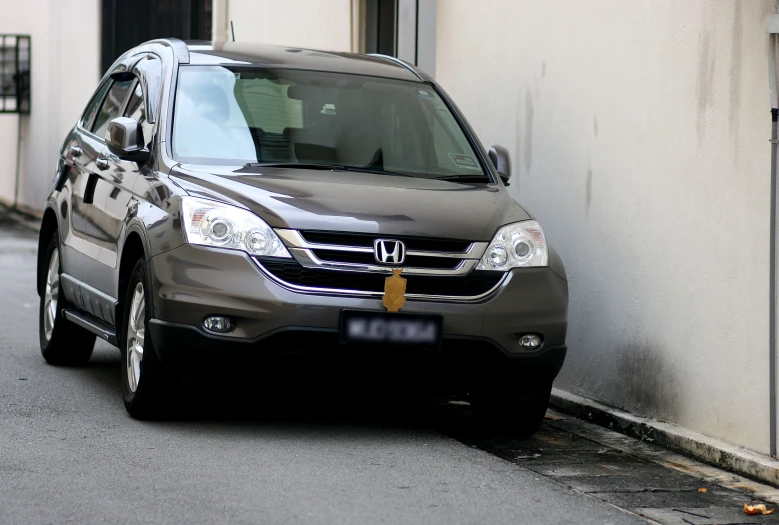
0,214,773,525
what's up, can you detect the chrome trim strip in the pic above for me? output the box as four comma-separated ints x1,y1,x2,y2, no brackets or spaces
406,245,488,258
290,248,477,276
253,259,507,303
276,229,488,259
276,230,375,254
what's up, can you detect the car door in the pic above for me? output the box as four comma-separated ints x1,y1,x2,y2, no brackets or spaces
60,79,112,282
77,75,135,322
87,76,154,293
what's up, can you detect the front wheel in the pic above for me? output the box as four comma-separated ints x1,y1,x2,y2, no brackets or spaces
39,233,96,365
471,380,552,438
120,258,173,419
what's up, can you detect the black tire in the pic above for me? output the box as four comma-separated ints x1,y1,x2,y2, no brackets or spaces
120,257,173,419
39,232,96,365
471,380,552,438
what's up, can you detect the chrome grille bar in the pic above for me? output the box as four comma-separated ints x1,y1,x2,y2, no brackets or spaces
290,248,478,275
253,259,508,302
276,230,487,258
275,229,488,276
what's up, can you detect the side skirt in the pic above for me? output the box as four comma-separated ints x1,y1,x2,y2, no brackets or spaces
62,309,118,347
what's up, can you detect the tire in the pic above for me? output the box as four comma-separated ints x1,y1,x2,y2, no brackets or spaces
120,257,173,419
471,380,552,438
39,232,96,365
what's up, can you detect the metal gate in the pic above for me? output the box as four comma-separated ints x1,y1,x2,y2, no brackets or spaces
101,0,212,73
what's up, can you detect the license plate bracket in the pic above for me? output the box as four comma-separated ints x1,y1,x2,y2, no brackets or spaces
340,310,443,351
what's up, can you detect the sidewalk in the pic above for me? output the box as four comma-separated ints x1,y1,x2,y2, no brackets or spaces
550,389,779,491
441,401,779,524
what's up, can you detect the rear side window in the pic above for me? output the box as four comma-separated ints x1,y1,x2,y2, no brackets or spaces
91,78,134,139
80,81,111,130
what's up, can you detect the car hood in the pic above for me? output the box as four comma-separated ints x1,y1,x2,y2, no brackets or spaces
169,165,531,241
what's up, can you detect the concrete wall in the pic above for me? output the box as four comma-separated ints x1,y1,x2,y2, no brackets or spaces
0,0,100,213
437,0,774,454
221,0,354,52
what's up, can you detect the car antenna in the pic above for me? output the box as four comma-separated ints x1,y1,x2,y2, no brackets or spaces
230,21,236,42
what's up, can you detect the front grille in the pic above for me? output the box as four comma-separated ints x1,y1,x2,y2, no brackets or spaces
299,230,474,253
310,249,461,270
258,258,503,298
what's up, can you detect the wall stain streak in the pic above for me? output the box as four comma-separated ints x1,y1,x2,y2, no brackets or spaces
696,31,715,143
616,341,680,421
541,61,546,79
585,167,593,214
593,114,598,138
728,1,743,151
524,89,534,173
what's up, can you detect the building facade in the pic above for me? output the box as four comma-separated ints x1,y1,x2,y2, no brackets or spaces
1,0,776,456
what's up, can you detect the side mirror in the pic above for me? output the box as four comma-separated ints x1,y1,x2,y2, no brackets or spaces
106,117,150,163
488,145,511,185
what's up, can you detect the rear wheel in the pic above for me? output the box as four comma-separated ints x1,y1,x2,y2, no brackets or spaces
39,233,96,365
120,258,173,419
471,380,552,438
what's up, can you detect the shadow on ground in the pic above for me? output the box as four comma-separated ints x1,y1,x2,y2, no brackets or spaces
64,347,779,524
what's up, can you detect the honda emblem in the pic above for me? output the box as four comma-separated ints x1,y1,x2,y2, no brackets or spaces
374,239,406,265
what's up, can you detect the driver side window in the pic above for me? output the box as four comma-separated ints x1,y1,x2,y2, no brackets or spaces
91,78,134,140
80,81,111,130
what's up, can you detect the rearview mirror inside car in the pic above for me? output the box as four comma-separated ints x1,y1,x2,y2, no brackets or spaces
488,145,511,185
106,117,150,163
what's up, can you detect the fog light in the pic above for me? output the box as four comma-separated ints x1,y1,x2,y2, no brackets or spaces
518,334,543,349
203,316,234,333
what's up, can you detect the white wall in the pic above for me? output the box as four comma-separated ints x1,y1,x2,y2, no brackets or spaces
437,0,774,454
222,0,354,52
0,0,100,213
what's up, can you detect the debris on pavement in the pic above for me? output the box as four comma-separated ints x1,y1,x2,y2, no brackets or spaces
744,503,775,515
697,488,707,493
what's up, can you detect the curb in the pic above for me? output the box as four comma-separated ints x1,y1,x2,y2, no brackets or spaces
550,388,779,487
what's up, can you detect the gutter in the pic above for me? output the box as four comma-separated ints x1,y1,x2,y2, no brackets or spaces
550,389,779,487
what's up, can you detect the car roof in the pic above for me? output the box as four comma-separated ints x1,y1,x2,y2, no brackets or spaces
182,41,425,82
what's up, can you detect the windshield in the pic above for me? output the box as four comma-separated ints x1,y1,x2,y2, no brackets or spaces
172,66,490,182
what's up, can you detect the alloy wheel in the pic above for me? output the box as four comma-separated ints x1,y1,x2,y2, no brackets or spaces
126,282,145,392
43,248,59,341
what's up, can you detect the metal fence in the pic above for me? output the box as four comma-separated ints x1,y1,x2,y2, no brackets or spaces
0,35,30,114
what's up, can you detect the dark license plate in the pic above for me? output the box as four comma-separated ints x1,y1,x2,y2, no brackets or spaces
340,310,443,350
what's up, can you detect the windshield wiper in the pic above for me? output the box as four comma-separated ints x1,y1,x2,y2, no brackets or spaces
244,162,414,178
433,175,491,183
244,162,346,170
351,167,414,178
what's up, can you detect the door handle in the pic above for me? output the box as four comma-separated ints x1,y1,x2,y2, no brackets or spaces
70,145,82,158
96,158,109,171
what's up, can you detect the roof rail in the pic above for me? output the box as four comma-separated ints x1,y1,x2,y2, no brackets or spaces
145,38,190,64
367,54,424,81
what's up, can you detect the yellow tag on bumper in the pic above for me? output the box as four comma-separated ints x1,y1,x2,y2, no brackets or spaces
383,269,407,312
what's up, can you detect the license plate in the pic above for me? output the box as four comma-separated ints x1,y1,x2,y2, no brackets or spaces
340,310,443,350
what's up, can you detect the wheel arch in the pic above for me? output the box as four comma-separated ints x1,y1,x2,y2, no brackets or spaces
116,227,151,335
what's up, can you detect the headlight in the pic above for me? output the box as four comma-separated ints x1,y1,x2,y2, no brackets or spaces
476,220,548,270
180,196,291,258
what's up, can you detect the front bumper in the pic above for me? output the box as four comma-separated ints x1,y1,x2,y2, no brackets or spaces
149,244,568,380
